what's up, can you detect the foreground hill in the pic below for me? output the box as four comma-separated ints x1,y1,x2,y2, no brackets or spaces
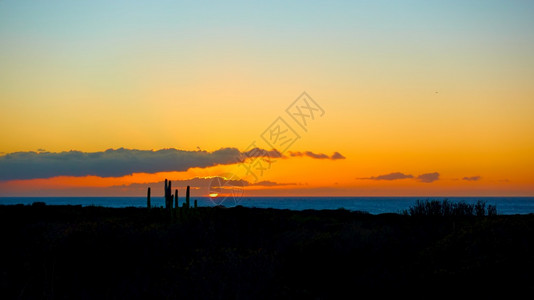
1,204,533,299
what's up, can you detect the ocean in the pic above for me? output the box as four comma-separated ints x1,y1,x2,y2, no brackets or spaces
1,196,534,215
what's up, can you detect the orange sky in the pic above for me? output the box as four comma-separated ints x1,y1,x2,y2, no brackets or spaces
1,1,533,197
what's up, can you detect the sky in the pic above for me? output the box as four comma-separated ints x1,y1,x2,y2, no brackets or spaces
1,0,533,197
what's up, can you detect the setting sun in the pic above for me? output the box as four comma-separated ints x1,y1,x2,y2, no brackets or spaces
1,1,533,298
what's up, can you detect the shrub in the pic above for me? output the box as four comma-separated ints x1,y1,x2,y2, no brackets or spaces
404,199,497,217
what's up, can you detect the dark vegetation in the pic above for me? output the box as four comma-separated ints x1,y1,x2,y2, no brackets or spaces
0,201,533,299
404,199,497,217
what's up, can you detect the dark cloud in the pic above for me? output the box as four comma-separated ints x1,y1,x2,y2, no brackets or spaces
289,152,304,157
359,172,440,183
463,176,481,181
417,172,440,183
0,176,293,197
360,172,414,181
157,177,293,188
289,151,345,160
158,176,244,188
241,148,283,159
305,151,329,159
122,177,293,194
251,180,295,186
331,152,346,160
0,148,242,180
0,147,347,181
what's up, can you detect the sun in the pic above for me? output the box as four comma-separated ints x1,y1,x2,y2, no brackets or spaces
209,193,219,198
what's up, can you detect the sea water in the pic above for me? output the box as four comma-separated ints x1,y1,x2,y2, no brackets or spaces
1,197,534,215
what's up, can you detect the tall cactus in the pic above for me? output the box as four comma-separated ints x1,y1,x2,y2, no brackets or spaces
164,179,168,208
175,189,178,208
168,180,172,209
164,179,173,209
186,185,190,208
147,187,151,209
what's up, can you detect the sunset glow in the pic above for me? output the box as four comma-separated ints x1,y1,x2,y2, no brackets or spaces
1,1,533,197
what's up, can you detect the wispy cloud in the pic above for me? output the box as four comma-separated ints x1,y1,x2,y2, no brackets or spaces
463,176,481,181
251,180,294,186
359,171,440,183
304,151,329,159
417,172,440,183
104,177,294,197
241,148,283,159
142,177,294,189
331,152,346,160
289,151,345,160
359,172,414,181
0,175,296,197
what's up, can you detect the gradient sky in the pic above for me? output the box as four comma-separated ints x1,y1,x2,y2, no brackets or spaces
1,0,533,197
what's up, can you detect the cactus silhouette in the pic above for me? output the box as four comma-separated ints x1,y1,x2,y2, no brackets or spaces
164,179,168,208
164,179,173,209
186,185,190,208
147,187,151,209
175,189,178,208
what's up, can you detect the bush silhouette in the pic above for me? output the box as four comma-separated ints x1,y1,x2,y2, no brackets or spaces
404,199,497,217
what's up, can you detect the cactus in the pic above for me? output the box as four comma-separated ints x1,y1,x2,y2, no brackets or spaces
164,179,173,209
175,189,178,208
147,187,151,209
168,180,172,209
164,179,168,208
186,185,190,208
194,199,198,208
